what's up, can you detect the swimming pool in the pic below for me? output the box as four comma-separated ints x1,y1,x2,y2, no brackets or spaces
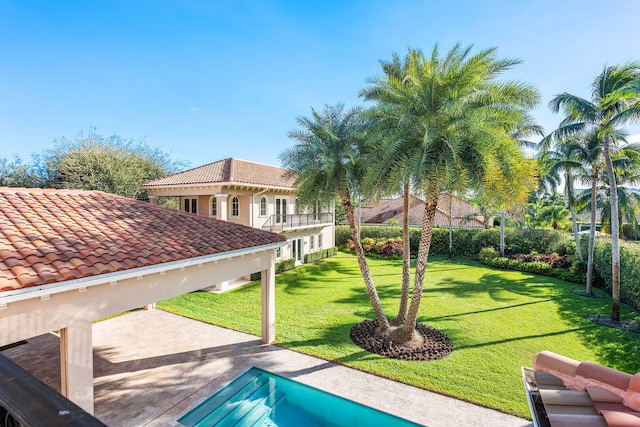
178,367,424,426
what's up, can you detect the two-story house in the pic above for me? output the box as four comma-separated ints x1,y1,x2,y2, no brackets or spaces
142,158,334,289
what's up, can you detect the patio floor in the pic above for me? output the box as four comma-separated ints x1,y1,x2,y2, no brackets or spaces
1,309,532,427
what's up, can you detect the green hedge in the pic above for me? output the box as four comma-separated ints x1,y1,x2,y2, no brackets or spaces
304,247,338,263
336,225,576,259
250,258,296,281
591,238,640,309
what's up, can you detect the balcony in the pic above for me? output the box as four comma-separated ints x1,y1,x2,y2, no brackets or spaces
261,213,333,232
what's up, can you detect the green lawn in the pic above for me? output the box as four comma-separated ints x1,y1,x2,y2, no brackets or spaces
158,252,640,418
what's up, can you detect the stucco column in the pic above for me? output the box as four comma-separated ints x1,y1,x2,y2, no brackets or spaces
60,319,94,414
261,264,276,344
148,195,158,205
215,193,228,221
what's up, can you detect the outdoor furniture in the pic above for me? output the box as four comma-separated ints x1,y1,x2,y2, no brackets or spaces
522,350,640,427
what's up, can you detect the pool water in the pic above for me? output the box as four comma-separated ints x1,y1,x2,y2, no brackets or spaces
178,367,424,427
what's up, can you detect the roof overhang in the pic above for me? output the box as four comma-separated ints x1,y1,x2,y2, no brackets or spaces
0,241,286,307
143,182,296,193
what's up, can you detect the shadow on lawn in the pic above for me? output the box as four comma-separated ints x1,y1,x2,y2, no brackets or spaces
278,320,379,363
546,284,640,374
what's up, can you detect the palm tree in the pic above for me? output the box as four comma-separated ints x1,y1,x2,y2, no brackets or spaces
361,44,540,343
538,137,588,261
548,63,640,322
280,104,390,333
537,204,571,229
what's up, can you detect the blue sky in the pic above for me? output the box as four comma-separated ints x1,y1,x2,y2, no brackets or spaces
1,0,639,169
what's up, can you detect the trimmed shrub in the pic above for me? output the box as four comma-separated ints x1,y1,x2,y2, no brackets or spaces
251,258,296,281
304,247,338,263
479,247,499,263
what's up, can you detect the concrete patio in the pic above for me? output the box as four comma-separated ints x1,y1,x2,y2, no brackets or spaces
2,310,532,427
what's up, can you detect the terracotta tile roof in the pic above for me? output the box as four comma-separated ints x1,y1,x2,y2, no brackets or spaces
142,158,296,189
358,195,486,228
0,188,286,293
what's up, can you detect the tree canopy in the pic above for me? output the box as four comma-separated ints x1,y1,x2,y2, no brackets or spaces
0,129,188,201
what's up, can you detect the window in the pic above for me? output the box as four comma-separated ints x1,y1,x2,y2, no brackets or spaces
275,247,282,259
184,197,197,214
318,233,323,249
211,197,217,217
310,235,315,250
259,196,267,217
231,196,239,217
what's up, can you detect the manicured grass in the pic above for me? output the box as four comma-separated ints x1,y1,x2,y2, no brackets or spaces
158,252,640,418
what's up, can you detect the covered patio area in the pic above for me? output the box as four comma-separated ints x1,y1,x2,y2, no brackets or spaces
2,309,531,427
0,188,286,417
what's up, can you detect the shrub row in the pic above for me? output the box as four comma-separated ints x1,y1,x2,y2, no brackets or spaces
336,225,576,259
250,258,296,281
479,247,585,284
251,248,339,281
304,247,338,263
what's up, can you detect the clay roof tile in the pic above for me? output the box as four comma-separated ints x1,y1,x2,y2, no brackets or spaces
0,188,284,293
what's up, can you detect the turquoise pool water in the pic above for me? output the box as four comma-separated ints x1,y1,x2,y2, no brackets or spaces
178,367,424,427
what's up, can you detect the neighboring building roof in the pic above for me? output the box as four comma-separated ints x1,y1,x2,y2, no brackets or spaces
142,158,296,189
358,195,485,228
0,188,286,293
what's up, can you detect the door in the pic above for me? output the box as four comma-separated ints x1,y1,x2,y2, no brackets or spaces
292,238,303,264
275,197,288,225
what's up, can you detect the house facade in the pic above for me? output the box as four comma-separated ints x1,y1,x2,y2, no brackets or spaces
142,158,335,274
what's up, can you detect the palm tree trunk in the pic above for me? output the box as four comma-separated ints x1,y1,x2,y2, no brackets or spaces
500,211,506,257
603,137,621,323
586,172,597,295
448,192,453,261
566,172,582,262
398,182,439,341
341,188,390,332
395,181,411,324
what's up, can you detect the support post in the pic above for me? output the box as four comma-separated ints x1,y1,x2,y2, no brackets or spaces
60,320,94,414
261,265,276,344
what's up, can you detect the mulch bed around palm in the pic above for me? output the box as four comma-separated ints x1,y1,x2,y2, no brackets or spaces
350,320,454,361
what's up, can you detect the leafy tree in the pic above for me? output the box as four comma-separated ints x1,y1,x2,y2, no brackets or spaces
361,44,540,343
548,63,640,322
1,129,187,201
280,104,391,333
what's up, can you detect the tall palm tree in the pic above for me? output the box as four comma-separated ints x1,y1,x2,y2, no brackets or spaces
361,44,540,343
549,63,640,322
280,104,391,333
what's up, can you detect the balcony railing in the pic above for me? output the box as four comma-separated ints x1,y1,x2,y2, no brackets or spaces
0,353,107,427
261,213,333,231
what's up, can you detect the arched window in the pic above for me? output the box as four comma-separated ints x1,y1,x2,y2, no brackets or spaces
259,196,267,217
211,197,217,217
231,196,239,217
